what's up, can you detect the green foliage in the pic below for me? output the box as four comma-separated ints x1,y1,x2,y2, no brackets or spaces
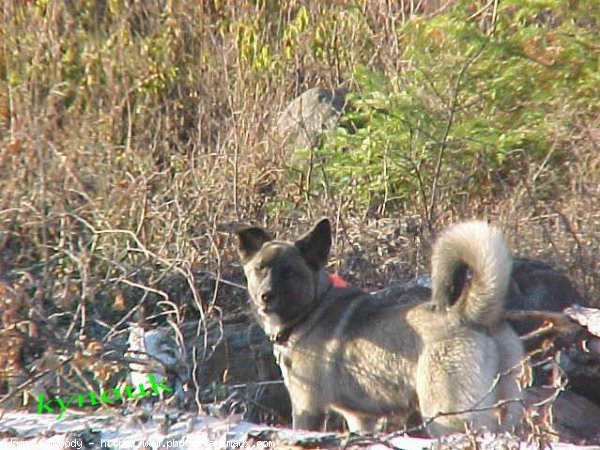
315,0,600,215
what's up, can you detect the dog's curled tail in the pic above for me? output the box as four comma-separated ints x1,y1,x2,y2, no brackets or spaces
431,221,512,327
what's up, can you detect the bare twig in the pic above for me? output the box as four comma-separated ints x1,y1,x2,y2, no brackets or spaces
426,31,494,232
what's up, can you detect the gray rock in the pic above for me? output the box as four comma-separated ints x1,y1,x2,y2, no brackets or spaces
274,87,348,165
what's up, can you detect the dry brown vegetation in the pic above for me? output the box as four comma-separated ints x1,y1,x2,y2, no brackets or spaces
0,0,599,434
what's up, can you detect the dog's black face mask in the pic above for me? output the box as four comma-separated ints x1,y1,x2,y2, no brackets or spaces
242,243,316,335
236,219,332,336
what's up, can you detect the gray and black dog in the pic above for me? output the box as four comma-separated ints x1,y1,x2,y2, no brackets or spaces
236,219,524,436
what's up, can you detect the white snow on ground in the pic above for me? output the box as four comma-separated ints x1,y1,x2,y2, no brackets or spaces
0,411,598,450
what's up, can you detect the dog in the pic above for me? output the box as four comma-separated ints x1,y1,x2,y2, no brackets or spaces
236,219,524,436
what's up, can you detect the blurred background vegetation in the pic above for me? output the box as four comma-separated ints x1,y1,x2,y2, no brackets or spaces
0,0,598,420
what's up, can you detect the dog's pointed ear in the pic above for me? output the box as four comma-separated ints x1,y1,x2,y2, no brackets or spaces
295,218,332,270
236,226,274,264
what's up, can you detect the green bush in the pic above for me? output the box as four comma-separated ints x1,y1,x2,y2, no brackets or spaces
312,0,599,218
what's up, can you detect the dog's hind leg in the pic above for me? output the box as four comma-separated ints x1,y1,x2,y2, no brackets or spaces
491,322,525,431
416,332,500,437
292,409,327,431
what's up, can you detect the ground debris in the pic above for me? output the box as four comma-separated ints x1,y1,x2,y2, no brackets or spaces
1,411,599,450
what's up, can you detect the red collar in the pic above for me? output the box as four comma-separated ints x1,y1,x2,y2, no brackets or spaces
328,273,349,288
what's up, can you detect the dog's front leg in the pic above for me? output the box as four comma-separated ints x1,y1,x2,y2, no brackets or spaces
292,409,326,431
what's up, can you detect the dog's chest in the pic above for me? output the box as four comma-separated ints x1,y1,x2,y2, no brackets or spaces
273,343,293,382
